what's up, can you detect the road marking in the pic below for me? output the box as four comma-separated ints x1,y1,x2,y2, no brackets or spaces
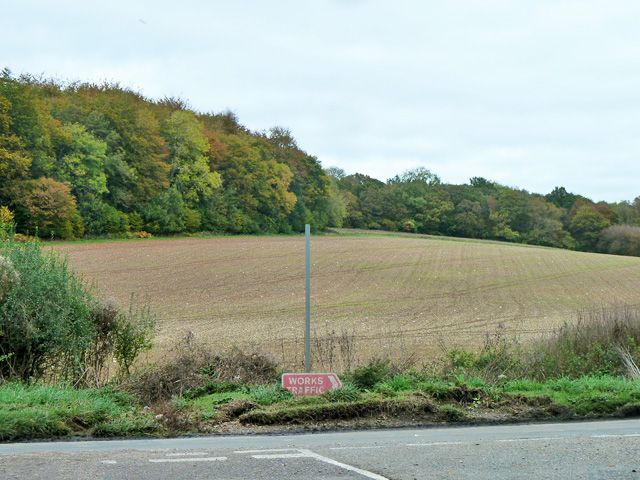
251,453,309,459
329,445,389,450
238,447,389,479
407,441,466,447
149,457,227,463
100,460,117,464
165,452,209,457
591,434,640,438
298,449,390,480
497,437,563,443
234,448,300,454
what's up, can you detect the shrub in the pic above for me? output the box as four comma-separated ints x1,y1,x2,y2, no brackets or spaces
113,301,155,376
123,336,278,404
374,374,415,394
350,358,392,389
0,240,95,381
0,255,19,303
323,382,361,402
246,384,292,406
0,239,155,384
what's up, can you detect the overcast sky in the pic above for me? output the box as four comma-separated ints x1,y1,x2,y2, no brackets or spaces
2,1,640,202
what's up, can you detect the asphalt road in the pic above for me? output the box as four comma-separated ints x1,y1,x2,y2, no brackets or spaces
1,419,639,479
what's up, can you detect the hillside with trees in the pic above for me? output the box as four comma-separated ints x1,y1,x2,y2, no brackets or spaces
330,167,640,256
1,70,640,257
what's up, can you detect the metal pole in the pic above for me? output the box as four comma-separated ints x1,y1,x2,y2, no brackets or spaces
304,223,311,373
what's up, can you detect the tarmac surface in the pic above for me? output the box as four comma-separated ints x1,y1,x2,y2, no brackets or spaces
1,419,639,479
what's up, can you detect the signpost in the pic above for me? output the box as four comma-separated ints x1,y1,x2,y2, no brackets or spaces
305,223,311,373
280,225,342,396
282,373,342,396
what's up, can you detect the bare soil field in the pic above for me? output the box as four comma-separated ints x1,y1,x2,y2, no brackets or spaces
54,231,640,367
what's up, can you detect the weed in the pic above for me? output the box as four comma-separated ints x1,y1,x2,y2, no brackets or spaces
437,404,468,422
246,384,293,406
323,382,361,402
374,374,416,395
350,358,392,389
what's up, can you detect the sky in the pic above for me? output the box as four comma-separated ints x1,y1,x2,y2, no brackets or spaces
2,0,640,202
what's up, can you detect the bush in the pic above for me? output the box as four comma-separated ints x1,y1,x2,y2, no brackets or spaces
0,239,155,384
350,358,392,389
246,384,292,406
123,335,278,404
374,374,416,394
0,240,95,381
323,382,361,402
113,301,155,376
0,255,19,303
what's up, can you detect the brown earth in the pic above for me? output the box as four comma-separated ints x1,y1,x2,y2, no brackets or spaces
53,231,640,367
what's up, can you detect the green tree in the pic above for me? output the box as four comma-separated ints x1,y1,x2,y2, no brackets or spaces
570,206,611,251
55,123,108,198
10,177,84,239
142,188,186,234
213,134,296,232
0,97,32,206
162,111,222,207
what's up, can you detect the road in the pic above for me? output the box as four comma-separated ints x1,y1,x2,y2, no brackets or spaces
1,420,639,479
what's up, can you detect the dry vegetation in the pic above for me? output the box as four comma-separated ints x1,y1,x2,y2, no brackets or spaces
54,230,640,367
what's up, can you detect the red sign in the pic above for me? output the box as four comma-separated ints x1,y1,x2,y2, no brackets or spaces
282,373,342,396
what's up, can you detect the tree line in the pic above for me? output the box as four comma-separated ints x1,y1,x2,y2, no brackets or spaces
329,168,640,256
1,70,639,257
0,70,345,239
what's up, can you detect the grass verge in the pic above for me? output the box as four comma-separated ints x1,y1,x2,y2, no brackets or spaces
0,383,160,441
2,375,640,441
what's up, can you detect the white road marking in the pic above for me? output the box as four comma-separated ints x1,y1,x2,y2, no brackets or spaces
148,457,227,463
407,441,466,447
251,453,309,459
238,447,389,479
298,449,390,480
234,448,300,454
590,434,640,438
165,452,208,457
329,445,389,450
100,460,117,464
497,437,563,443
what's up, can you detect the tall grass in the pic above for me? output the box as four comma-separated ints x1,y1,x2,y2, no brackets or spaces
0,382,159,440
441,303,640,381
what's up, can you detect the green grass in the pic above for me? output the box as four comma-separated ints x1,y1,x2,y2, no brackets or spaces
189,391,250,412
503,376,640,416
0,383,160,441
4,375,640,440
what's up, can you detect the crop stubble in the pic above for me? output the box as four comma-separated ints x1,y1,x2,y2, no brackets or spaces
55,233,640,362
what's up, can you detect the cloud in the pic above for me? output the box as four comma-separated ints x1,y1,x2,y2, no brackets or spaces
2,0,640,201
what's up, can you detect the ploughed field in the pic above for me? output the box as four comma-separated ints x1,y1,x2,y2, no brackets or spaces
54,231,640,364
